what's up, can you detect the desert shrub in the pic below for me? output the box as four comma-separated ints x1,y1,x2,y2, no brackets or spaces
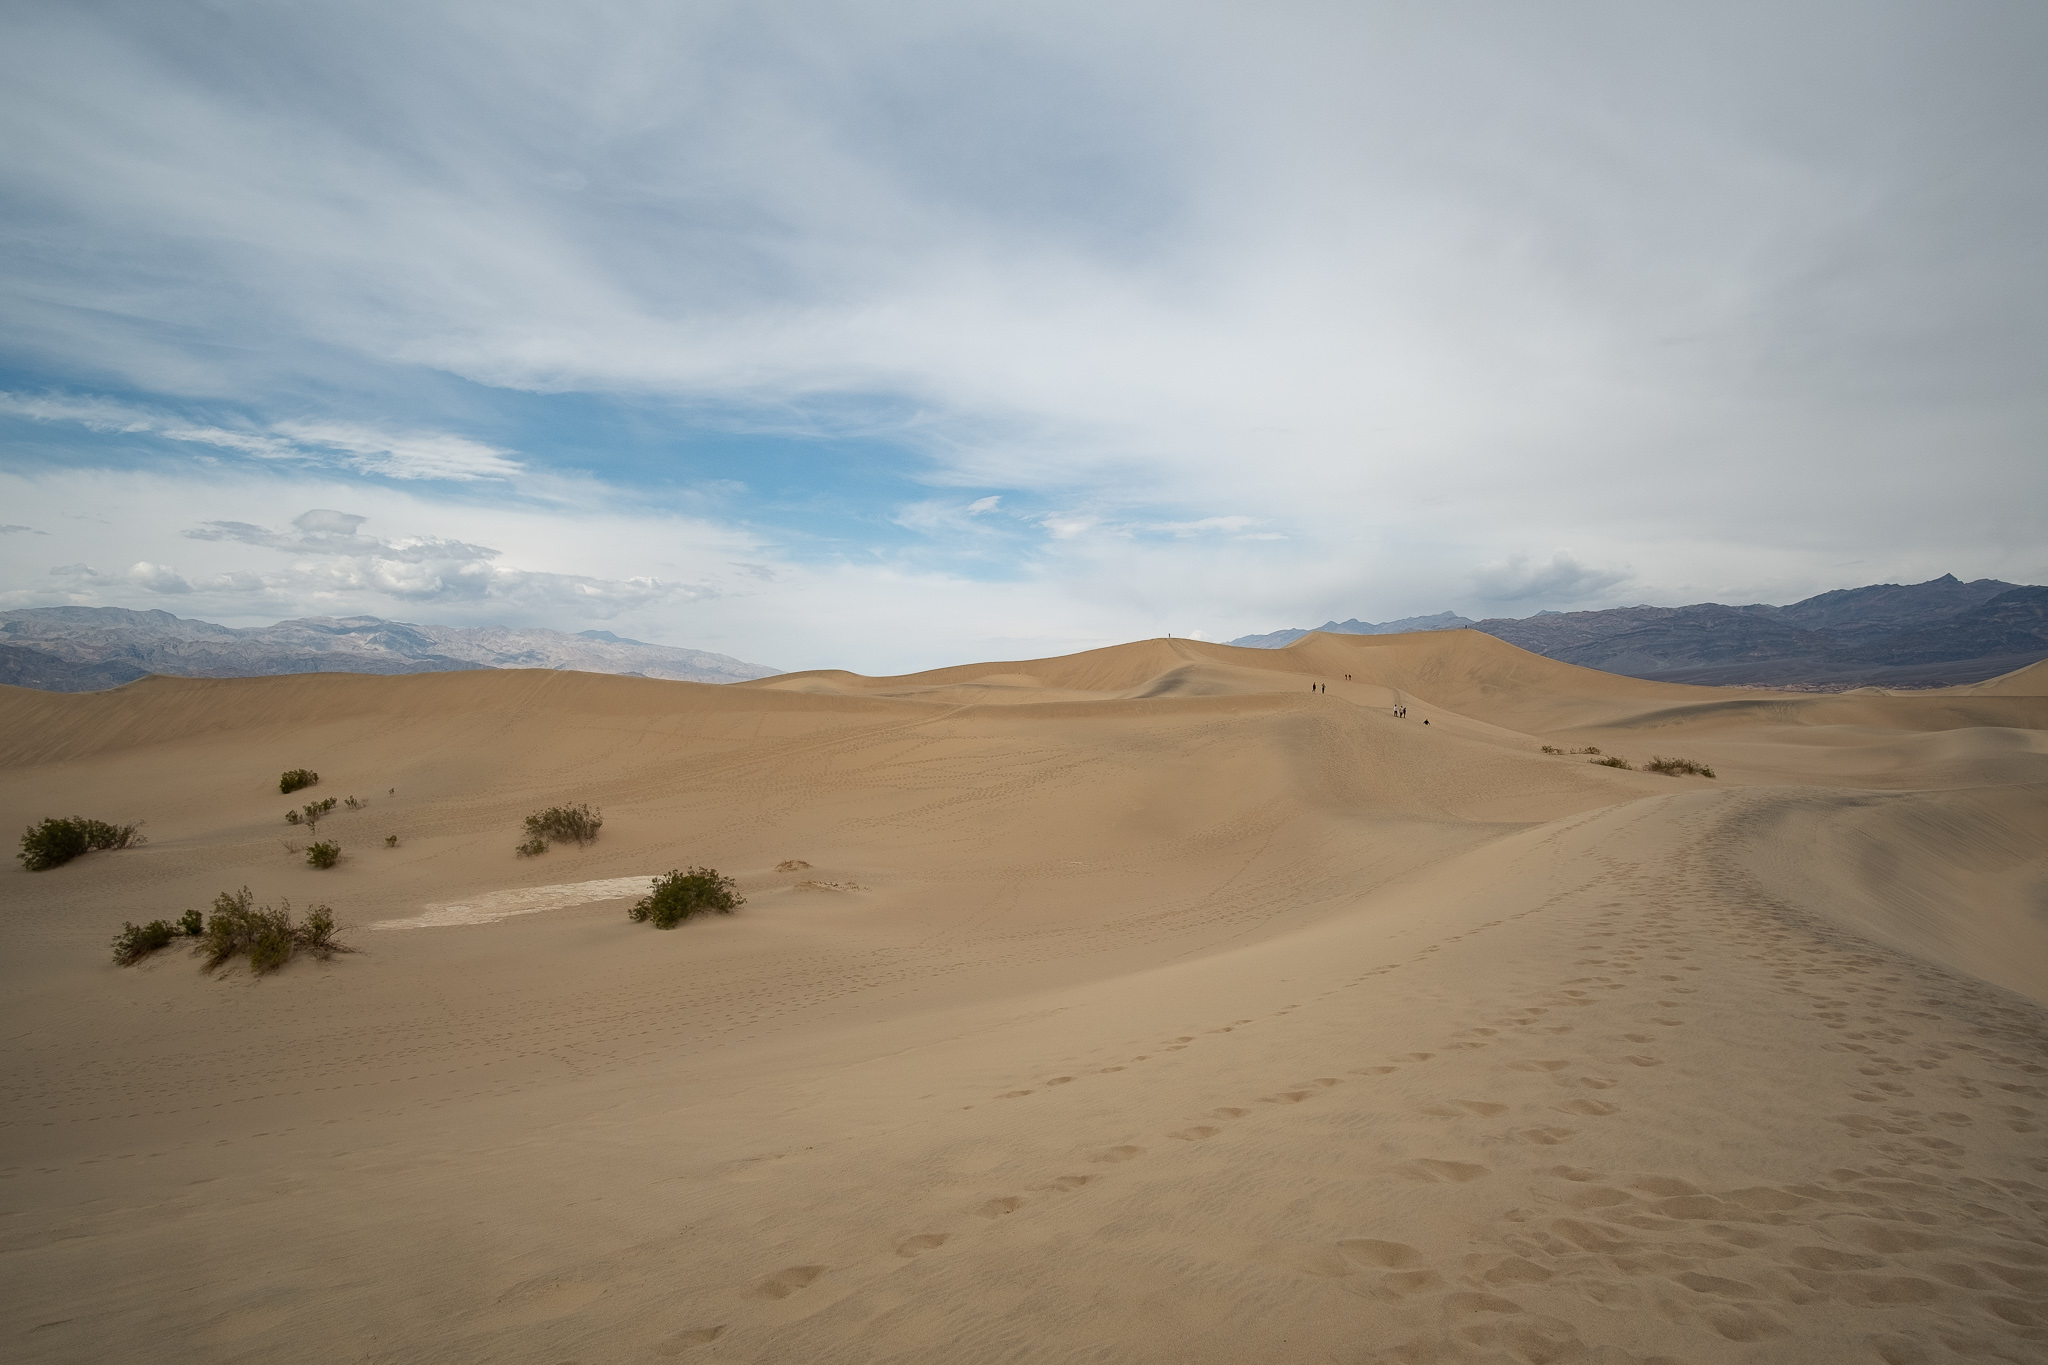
518,803,602,855
199,887,351,975
1540,745,1562,754
1645,756,1716,778
343,795,365,811
629,867,745,929
306,840,341,869
384,834,399,848
287,797,338,830
18,816,143,872
110,913,202,965
1589,755,1633,770
280,769,319,795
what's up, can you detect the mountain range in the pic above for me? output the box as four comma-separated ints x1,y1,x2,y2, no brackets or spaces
1229,575,2048,688
0,607,780,692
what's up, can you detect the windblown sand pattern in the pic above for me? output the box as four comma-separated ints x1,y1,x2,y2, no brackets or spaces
2,631,2043,1363
372,876,660,930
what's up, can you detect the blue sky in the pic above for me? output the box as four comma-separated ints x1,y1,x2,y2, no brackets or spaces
3,1,2044,674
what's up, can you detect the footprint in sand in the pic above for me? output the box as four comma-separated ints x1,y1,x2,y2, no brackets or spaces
1170,1126,1220,1140
1336,1239,1424,1269
1554,1098,1620,1116
1211,1107,1251,1118
748,1266,826,1300
895,1234,948,1257
1396,1158,1489,1183
1091,1146,1144,1163
976,1196,1024,1218
1044,1076,1074,1086
1512,1059,1571,1072
997,1090,1034,1099
1513,1126,1576,1145
654,1325,727,1354
1351,1066,1398,1075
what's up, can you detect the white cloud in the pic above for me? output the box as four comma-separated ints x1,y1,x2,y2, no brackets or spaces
1472,551,1633,606
0,393,521,481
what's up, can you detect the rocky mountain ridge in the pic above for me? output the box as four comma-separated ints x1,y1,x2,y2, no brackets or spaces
0,607,779,692
1230,575,2048,688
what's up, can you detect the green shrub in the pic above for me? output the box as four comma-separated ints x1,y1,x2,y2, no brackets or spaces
18,817,143,872
306,840,341,869
110,913,202,965
344,795,365,811
1645,756,1716,778
1589,755,1633,770
518,803,602,855
287,797,338,830
198,888,352,975
384,834,399,848
280,769,319,795
630,867,745,929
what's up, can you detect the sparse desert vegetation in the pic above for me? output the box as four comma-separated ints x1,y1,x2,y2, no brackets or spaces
384,834,400,848
344,795,366,811
777,858,812,871
1589,755,1633,769
306,840,342,869
110,907,204,965
629,867,744,928
197,888,352,975
1645,756,1717,778
286,796,338,830
518,803,603,856
18,816,144,872
279,768,319,795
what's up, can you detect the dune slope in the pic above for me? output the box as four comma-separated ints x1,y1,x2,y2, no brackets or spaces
3,633,2044,1364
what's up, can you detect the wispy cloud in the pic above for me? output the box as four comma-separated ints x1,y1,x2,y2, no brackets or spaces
0,393,522,481
1472,551,1633,605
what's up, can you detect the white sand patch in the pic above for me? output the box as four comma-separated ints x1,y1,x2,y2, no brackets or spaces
371,875,657,930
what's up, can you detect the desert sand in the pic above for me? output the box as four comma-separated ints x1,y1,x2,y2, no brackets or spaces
2,629,2045,1364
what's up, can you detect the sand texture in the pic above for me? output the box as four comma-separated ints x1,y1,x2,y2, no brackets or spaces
3,629,2045,1363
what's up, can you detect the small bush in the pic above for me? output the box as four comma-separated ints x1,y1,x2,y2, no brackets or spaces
1645,756,1716,778
1540,745,1562,754
111,911,203,965
18,816,143,872
280,769,319,795
518,803,602,855
306,840,341,869
343,795,365,811
288,797,338,830
199,887,352,975
384,834,399,848
630,867,744,929
1589,755,1633,770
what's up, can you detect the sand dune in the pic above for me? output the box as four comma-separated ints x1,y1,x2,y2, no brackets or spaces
3,631,2044,1363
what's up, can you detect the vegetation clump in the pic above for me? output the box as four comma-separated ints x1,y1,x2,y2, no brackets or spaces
111,907,204,965
1589,755,1633,770
1645,756,1716,778
279,769,319,795
629,867,744,929
18,816,144,872
197,888,351,975
286,797,338,829
343,795,366,811
384,834,400,848
306,840,342,869
517,803,602,856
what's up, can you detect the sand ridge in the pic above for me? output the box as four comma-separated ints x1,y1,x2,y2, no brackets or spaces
1,630,2043,1362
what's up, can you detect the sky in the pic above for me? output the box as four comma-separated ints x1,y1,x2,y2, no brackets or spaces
1,1,2043,674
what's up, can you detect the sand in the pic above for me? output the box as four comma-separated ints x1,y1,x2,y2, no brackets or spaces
2,628,2044,1363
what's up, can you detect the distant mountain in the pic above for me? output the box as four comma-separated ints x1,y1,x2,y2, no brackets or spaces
0,607,780,693
1229,611,1475,650
1231,576,2048,688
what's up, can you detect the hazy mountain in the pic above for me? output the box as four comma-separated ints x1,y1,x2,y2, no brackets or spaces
1231,576,2047,688
1228,611,1475,650
0,607,780,692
